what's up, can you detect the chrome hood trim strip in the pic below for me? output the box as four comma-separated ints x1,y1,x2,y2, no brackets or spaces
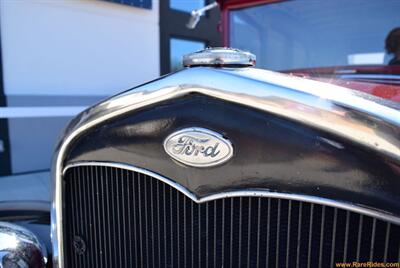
52,67,400,267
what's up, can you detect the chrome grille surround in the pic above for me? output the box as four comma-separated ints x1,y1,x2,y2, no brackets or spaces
52,67,400,267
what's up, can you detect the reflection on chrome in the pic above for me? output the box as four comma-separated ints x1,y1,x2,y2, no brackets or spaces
0,221,47,268
52,66,400,267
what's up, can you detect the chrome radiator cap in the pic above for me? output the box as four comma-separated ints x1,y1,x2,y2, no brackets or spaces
183,47,256,67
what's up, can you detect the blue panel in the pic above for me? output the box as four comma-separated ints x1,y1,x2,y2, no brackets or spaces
104,0,152,9
170,0,204,13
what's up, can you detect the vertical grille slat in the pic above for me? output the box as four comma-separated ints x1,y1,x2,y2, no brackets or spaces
155,180,161,268
109,168,116,267
384,222,391,262
343,210,350,262
150,177,155,268
70,168,78,268
318,205,325,268
100,167,107,268
356,215,364,261
266,198,271,267
162,183,167,267
63,165,400,267
131,171,139,266
206,202,209,268
116,169,122,268
125,170,133,268
256,198,261,268
285,200,291,268
121,170,128,268
307,203,314,268
137,174,144,268
176,191,181,268
213,201,217,268
275,199,281,268
330,207,338,268
78,167,85,268
238,197,242,268
198,199,202,268
246,198,252,268
143,174,149,268
183,194,187,268
190,201,194,268
88,167,97,268
296,202,303,268
229,198,233,268
370,218,377,261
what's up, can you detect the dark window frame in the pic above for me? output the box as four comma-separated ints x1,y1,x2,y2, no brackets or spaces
0,32,11,176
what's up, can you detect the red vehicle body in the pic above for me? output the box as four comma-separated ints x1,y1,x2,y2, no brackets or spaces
218,0,400,102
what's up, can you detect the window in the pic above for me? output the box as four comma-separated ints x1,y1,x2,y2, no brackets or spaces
170,0,204,13
170,38,205,72
230,0,400,71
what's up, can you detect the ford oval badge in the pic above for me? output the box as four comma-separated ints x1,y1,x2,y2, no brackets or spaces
163,127,233,167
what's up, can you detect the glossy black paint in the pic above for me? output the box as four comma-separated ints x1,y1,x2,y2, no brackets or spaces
65,94,400,216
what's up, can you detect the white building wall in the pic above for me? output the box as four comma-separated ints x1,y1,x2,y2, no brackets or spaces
0,0,160,173
0,0,160,96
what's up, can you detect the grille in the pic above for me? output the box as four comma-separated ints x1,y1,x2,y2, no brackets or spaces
63,165,400,268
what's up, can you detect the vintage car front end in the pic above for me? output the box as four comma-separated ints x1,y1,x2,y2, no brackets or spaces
49,48,400,267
